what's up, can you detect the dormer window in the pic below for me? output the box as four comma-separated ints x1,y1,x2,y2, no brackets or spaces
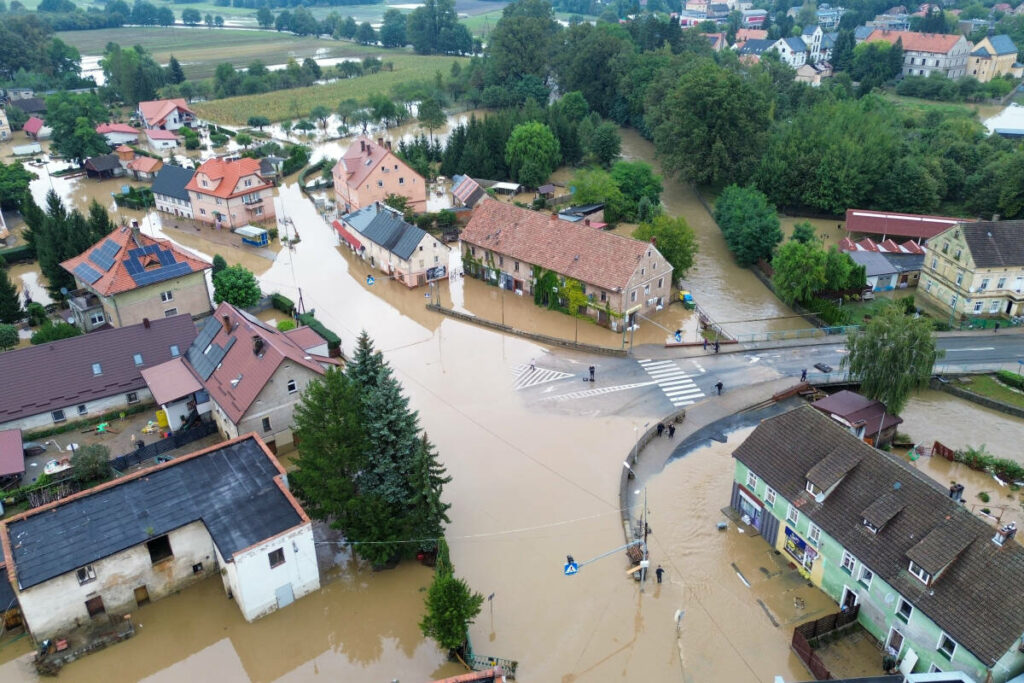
862,518,879,534
908,560,931,585
806,480,823,497
92,363,102,375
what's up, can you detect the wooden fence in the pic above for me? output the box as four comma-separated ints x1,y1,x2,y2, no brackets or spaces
109,421,219,473
791,605,861,680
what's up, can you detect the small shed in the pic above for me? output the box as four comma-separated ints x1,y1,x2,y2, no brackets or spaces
490,181,522,195
12,143,42,156
536,183,556,199
234,225,269,247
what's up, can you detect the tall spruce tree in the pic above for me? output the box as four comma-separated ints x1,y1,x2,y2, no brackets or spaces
0,268,23,324
406,434,452,552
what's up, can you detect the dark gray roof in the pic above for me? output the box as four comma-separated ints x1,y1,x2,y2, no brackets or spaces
359,207,428,261
151,164,195,202
732,406,1024,665
740,38,776,54
4,436,303,589
11,98,45,114
782,36,807,52
0,315,197,425
85,154,121,173
847,250,897,277
988,34,1018,55
879,252,924,273
861,492,905,529
959,220,1024,268
0,543,15,613
854,25,874,41
805,446,862,491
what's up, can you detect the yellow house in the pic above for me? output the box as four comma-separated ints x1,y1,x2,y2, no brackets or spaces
968,35,1022,82
61,224,213,330
918,220,1024,320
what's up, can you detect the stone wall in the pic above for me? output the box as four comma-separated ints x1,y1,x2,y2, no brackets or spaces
930,377,1024,419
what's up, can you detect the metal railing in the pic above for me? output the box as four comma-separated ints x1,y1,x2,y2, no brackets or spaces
732,325,861,344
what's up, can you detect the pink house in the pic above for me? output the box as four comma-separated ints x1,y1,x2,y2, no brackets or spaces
332,136,426,214
185,158,276,227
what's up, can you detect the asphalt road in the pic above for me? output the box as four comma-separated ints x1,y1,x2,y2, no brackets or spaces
515,333,1023,418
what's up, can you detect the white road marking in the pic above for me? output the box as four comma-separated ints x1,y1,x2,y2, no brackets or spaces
512,365,575,390
638,360,706,405
945,347,995,352
540,381,657,402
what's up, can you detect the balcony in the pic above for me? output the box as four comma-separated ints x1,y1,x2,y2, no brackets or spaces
242,198,264,209
67,289,102,315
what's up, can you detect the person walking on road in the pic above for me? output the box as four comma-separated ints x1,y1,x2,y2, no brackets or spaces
668,424,676,438
703,338,708,351
656,423,665,437
800,368,807,382
714,341,720,354
656,565,665,583
715,381,724,395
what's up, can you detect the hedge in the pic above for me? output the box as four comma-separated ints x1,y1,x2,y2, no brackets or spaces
271,292,295,315
996,370,1024,391
0,244,35,263
297,312,341,351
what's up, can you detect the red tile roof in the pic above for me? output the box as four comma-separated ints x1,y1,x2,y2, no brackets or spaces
140,356,202,405
332,219,363,249
146,129,180,141
461,199,659,292
284,326,328,352
0,429,23,478
96,123,139,135
128,156,163,174
865,29,964,54
845,209,968,240
138,98,195,128
840,235,928,255
736,28,768,41
60,225,211,296
23,116,44,135
193,303,332,424
186,158,271,200
333,136,421,191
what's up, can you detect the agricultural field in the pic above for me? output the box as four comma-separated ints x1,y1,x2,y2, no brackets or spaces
192,52,469,124
57,27,398,79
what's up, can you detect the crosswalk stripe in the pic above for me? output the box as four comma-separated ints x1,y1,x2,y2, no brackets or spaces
512,365,575,390
649,372,690,380
637,358,706,406
539,381,656,402
660,379,694,387
665,389,702,398
670,400,695,406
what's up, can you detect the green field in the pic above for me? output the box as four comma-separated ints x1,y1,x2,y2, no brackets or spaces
193,52,468,124
880,92,1004,122
955,375,1024,410
58,27,401,79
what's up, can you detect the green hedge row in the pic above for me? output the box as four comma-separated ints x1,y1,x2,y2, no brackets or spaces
271,292,295,315
297,312,341,351
0,244,35,264
996,370,1024,391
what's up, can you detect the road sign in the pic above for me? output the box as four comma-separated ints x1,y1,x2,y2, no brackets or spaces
563,562,579,576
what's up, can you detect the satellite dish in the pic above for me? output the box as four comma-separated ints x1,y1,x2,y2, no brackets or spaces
814,492,825,504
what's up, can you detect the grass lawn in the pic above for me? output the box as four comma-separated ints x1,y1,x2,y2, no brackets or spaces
57,27,404,79
880,92,1004,121
193,52,468,124
956,374,1024,410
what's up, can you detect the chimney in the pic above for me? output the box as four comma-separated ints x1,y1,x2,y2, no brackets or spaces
360,139,365,152
143,317,151,329
377,137,384,147
650,237,657,246
993,522,1017,547
221,313,231,334
252,335,264,356
584,219,591,226
386,140,392,151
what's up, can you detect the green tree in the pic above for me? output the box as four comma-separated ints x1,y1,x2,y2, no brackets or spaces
256,6,273,28
71,443,111,484
31,321,81,344
832,29,855,72
0,267,22,324
824,246,862,291
570,167,625,221
791,221,816,244
310,105,331,130
418,96,446,142
213,265,261,308
182,7,201,25
379,8,407,47
841,303,943,414
356,21,377,45
0,161,35,210
611,161,662,220
505,121,560,187
586,121,621,167
647,59,771,187
712,185,782,266
633,214,698,278
406,433,452,550
406,0,472,55
247,115,270,131
487,0,561,83
167,55,185,84
0,324,18,352
419,537,484,652
235,133,252,148
772,239,827,305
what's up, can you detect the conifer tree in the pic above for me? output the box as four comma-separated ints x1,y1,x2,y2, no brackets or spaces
406,434,452,552
0,268,23,324
420,537,483,653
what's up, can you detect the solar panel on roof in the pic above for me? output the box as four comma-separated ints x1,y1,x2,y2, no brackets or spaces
124,258,142,275
129,261,191,287
156,249,176,266
73,262,102,284
88,239,120,271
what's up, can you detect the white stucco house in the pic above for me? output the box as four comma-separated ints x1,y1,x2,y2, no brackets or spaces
0,434,320,642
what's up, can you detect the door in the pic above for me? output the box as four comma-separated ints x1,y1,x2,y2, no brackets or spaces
275,583,295,609
840,585,858,611
134,585,150,606
886,627,905,656
85,596,106,618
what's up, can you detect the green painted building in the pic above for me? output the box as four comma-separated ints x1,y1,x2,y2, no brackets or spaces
730,406,1024,682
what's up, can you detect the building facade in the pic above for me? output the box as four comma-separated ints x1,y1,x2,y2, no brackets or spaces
730,407,1024,682
335,203,450,287
968,35,1021,82
866,30,970,78
0,435,319,642
460,200,673,328
186,158,276,227
918,220,1024,319
332,137,426,214
0,109,10,141
152,164,195,219
137,99,196,131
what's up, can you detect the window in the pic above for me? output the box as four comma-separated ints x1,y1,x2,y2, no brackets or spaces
807,523,821,546
925,279,932,293
498,256,503,267
806,480,823,497
215,198,222,206
600,291,606,302
841,551,856,573
786,504,799,525
147,535,173,564
244,178,252,187
980,278,989,290
77,565,97,585
931,257,938,270
863,518,879,534
990,300,1001,314
658,278,663,289
287,379,297,393
398,177,405,185
859,566,874,588
997,277,1006,289
644,284,650,295
937,632,957,659
514,261,519,272
929,664,944,673
92,363,102,375
641,268,645,276
52,409,66,423
200,208,206,215
941,242,949,254
377,180,383,187
77,404,88,416
955,271,964,286
161,290,173,302
896,596,913,622
746,471,758,489
133,353,144,366
954,249,962,261
764,487,776,507
973,301,983,313
89,311,105,326
262,417,272,432
908,560,931,585
269,548,285,568
170,344,180,357
164,308,178,317
127,392,139,404
631,291,637,303
950,294,958,308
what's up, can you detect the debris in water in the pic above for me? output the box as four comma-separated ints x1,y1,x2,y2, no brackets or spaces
716,521,727,531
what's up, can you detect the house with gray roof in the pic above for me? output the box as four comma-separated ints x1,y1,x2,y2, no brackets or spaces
730,406,1024,682
969,34,1022,82
338,202,450,287
919,220,1024,319
152,164,195,219
0,434,320,641
848,250,924,291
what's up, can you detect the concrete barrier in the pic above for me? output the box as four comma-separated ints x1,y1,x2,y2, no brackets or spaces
427,303,628,357
930,377,1024,419
619,409,687,531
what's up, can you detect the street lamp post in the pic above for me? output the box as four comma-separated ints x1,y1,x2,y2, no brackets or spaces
623,460,649,592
